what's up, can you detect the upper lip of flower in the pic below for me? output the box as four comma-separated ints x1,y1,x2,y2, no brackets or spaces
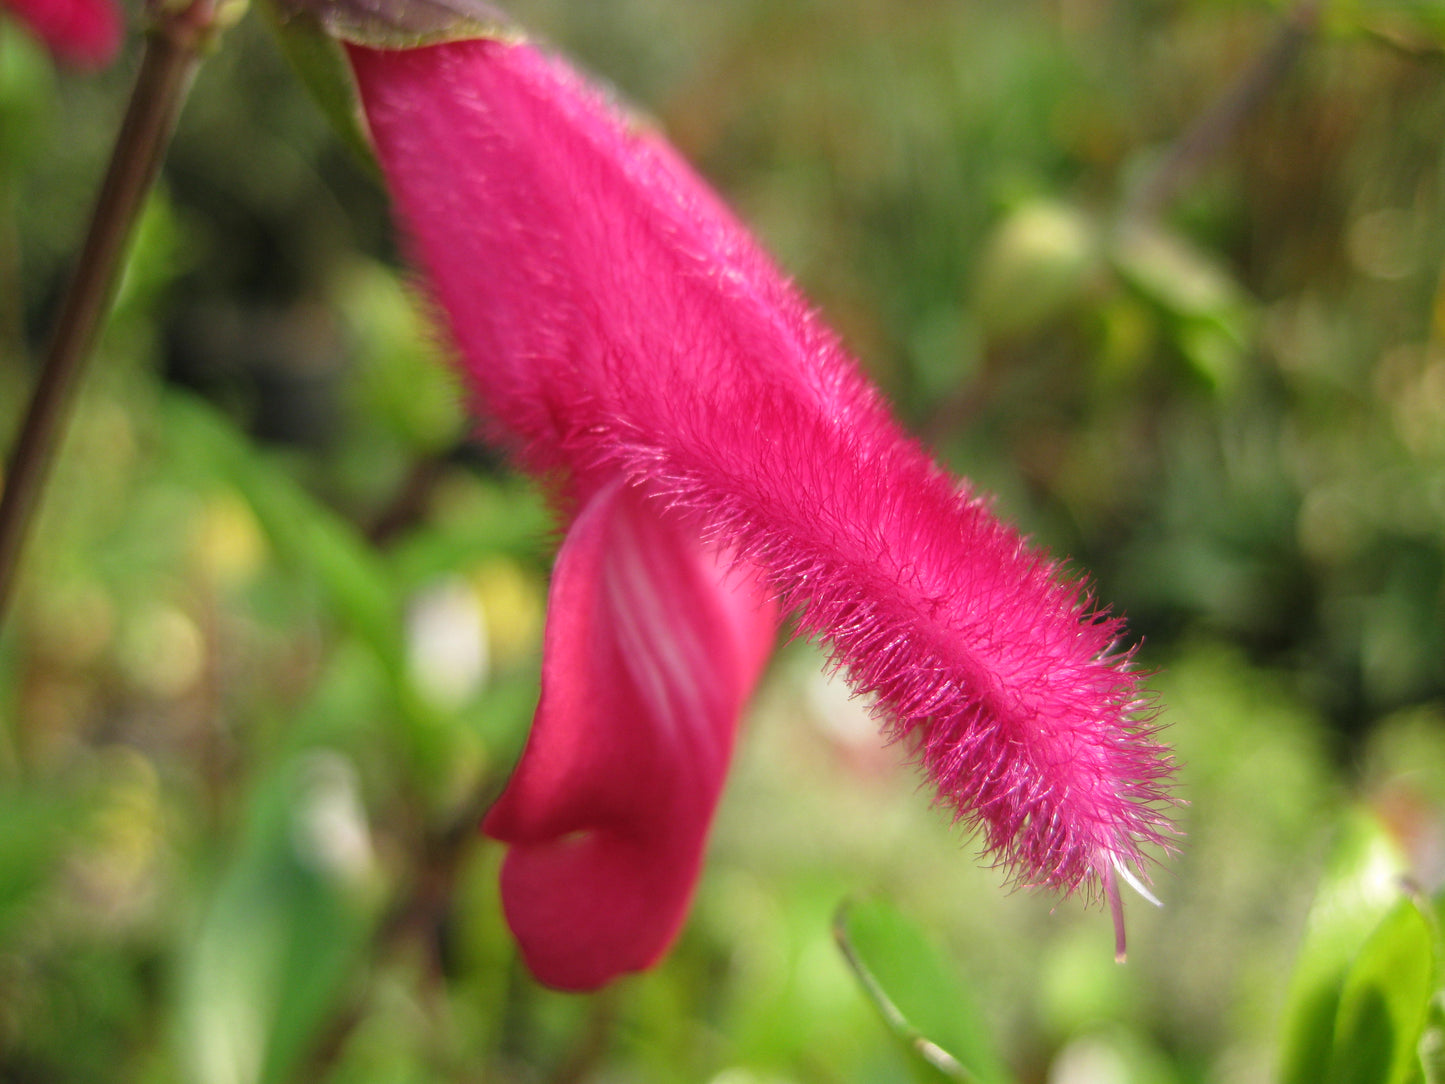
344,32,1176,990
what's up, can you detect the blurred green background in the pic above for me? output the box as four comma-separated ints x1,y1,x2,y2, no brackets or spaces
4,0,1445,1080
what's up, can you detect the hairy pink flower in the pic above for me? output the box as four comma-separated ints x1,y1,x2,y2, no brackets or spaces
346,35,1174,990
2,0,120,67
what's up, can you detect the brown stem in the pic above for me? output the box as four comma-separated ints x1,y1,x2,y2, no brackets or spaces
365,456,446,545
1124,0,1323,224
0,0,219,632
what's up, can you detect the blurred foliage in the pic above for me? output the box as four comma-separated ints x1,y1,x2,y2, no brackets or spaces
4,0,1445,1079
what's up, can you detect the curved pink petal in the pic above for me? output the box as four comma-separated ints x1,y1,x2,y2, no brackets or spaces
482,480,776,991
3,0,120,67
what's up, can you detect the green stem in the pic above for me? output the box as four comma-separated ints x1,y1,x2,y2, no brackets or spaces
0,0,218,631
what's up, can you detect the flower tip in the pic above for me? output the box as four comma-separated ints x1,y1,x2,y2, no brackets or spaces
1106,865,1127,964
1105,851,1163,964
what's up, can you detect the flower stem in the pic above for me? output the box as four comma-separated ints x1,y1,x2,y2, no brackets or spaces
1124,0,1323,224
0,0,219,632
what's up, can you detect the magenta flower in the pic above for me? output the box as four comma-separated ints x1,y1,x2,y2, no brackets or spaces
2,0,120,67
344,34,1174,991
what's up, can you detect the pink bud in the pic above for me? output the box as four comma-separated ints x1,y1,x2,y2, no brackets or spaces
3,0,120,67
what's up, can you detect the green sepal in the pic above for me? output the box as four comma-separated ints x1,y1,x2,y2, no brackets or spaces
268,0,519,50
259,0,377,174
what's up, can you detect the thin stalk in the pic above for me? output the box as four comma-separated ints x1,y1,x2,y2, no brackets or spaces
0,0,217,631
1124,0,1323,224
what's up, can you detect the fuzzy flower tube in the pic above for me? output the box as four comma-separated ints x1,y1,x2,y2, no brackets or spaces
343,34,1174,991
2,0,120,66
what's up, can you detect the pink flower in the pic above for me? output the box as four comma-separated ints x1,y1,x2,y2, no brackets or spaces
345,35,1174,991
2,0,120,67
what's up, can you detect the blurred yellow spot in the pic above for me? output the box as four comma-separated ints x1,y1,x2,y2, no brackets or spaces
975,200,1098,336
75,747,163,922
404,557,545,709
1391,352,1445,458
118,604,205,699
471,557,544,670
190,493,267,588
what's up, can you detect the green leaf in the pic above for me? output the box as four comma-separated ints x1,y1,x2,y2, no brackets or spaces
337,260,465,455
177,744,381,1084
160,393,487,800
834,898,1011,1084
0,28,55,168
1109,223,1254,392
1327,896,1436,1084
1420,992,1445,1084
1279,809,1412,1084
162,392,403,672
0,784,88,943
258,0,378,175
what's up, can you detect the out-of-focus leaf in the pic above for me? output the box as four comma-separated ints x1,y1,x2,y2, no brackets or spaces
1326,896,1435,1084
162,392,403,671
388,474,551,589
0,29,54,166
1110,224,1254,392
1112,225,1246,322
1421,992,1445,1084
1417,890,1445,1084
178,740,381,1084
1279,809,1412,1084
113,188,192,318
835,897,1011,1084
259,0,378,173
1326,0,1445,48
0,785,84,942
336,260,464,454
160,395,485,799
